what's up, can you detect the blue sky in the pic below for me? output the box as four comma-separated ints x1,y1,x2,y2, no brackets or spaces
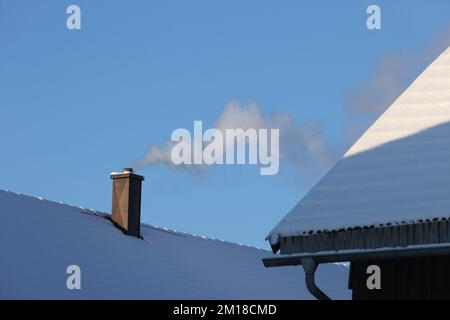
1,1,450,248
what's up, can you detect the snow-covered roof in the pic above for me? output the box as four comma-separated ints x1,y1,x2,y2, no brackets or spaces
268,46,450,247
0,188,349,299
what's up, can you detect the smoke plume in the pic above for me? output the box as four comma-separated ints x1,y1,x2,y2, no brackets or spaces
344,25,450,143
136,25,450,177
135,101,336,174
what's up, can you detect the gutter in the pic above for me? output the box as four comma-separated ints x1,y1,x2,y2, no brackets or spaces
300,258,331,300
262,243,450,300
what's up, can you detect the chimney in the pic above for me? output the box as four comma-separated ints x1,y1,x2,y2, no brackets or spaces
110,168,144,237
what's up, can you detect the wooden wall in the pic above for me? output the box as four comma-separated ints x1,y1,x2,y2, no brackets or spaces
350,255,450,300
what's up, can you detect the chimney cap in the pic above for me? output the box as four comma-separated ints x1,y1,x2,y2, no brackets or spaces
110,168,144,181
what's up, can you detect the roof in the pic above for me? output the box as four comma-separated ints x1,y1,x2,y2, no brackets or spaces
268,46,450,247
0,188,349,299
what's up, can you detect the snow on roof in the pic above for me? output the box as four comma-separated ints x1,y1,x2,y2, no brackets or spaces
0,189,349,299
268,46,450,246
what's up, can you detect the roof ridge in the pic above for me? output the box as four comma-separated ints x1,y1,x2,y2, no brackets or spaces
0,187,269,252
140,223,269,251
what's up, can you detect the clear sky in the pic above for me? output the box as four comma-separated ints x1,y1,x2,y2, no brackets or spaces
1,1,450,248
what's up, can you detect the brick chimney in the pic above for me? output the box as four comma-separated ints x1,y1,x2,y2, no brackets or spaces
110,168,144,237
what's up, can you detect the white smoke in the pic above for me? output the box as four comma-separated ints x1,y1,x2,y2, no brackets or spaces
344,24,450,143
136,25,450,177
135,101,336,174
